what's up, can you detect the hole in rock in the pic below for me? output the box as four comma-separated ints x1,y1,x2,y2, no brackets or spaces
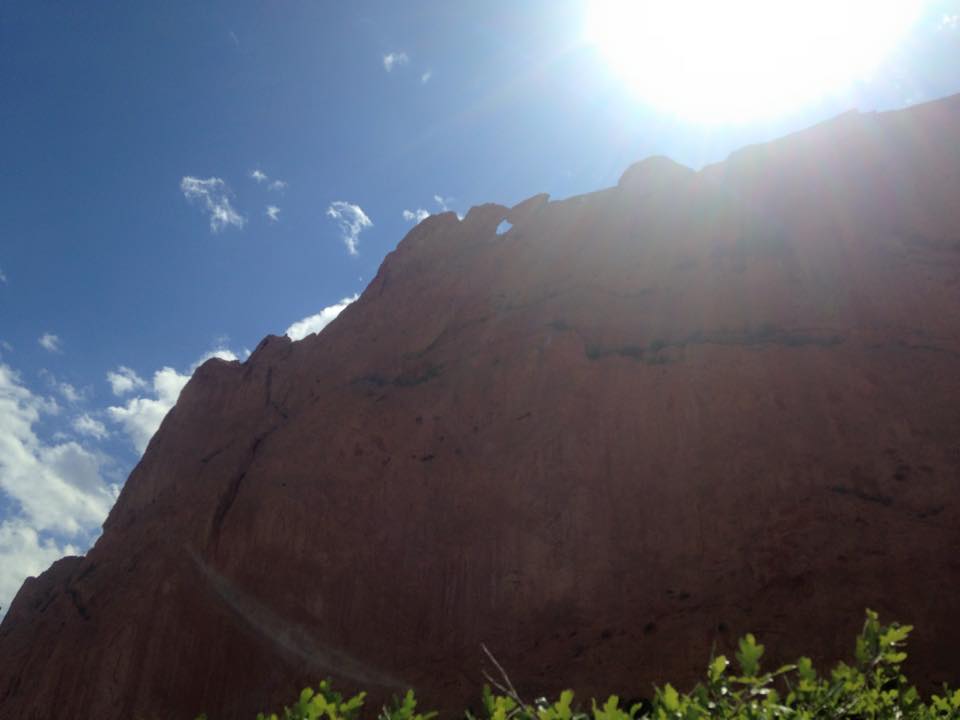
495,219,513,235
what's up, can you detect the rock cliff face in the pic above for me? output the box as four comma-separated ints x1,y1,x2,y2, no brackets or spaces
3,95,960,719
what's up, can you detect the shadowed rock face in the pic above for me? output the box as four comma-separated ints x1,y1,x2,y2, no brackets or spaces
3,95,960,719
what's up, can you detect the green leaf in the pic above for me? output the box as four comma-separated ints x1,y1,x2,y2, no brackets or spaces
736,634,764,677
236,612,957,720
341,692,366,717
482,685,496,716
797,656,816,682
855,635,870,666
662,684,679,713
709,655,729,683
883,623,912,643
603,695,620,717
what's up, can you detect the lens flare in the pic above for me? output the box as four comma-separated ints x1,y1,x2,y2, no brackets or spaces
585,0,924,123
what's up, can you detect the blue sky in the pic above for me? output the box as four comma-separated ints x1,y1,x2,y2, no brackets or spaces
1,0,959,613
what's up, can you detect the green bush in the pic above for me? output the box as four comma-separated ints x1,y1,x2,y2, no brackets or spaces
212,611,960,720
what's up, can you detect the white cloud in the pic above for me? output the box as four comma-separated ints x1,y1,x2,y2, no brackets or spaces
38,333,61,353
107,368,190,454
106,366,147,396
0,452,109,536
197,348,239,364
402,194,456,224
73,414,108,440
402,208,430,224
58,382,82,404
1,343,243,615
106,348,239,455
251,170,287,192
421,70,432,84
326,201,372,256
0,520,77,616
940,13,959,29
285,294,359,341
180,176,245,232
0,266,6,284
266,205,281,222
38,369,83,404
383,51,409,72
0,363,118,614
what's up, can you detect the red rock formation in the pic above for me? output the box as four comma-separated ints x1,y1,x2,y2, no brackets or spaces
2,95,960,719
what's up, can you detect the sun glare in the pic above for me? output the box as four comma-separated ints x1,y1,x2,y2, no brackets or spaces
585,0,924,123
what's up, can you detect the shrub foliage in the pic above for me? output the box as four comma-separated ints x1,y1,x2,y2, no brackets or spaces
208,611,959,720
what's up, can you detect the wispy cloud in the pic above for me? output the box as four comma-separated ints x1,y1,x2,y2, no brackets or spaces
58,382,82,404
402,194,457,224
0,364,116,534
421,70,432,84
180,176,245,232
402,208,430,224
250,169,287,192
106,347,240,455
0,521,79,618
73,413,108,440
266,205,281,222
326,201,372,256
38,369,85,404
940,13,959,29
285,295,359,341
383,51,409,72
107,368,187,454
1,340,245,616
0,266,6,284
38,333,61,353
0,363,119,615
106,366,146,396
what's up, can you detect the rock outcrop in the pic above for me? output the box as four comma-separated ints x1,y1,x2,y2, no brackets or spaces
2,95,960,719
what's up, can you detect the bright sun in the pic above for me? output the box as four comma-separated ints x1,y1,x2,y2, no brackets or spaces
585,0,924,123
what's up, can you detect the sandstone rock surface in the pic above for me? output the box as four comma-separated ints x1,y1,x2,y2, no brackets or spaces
2,95,960,718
